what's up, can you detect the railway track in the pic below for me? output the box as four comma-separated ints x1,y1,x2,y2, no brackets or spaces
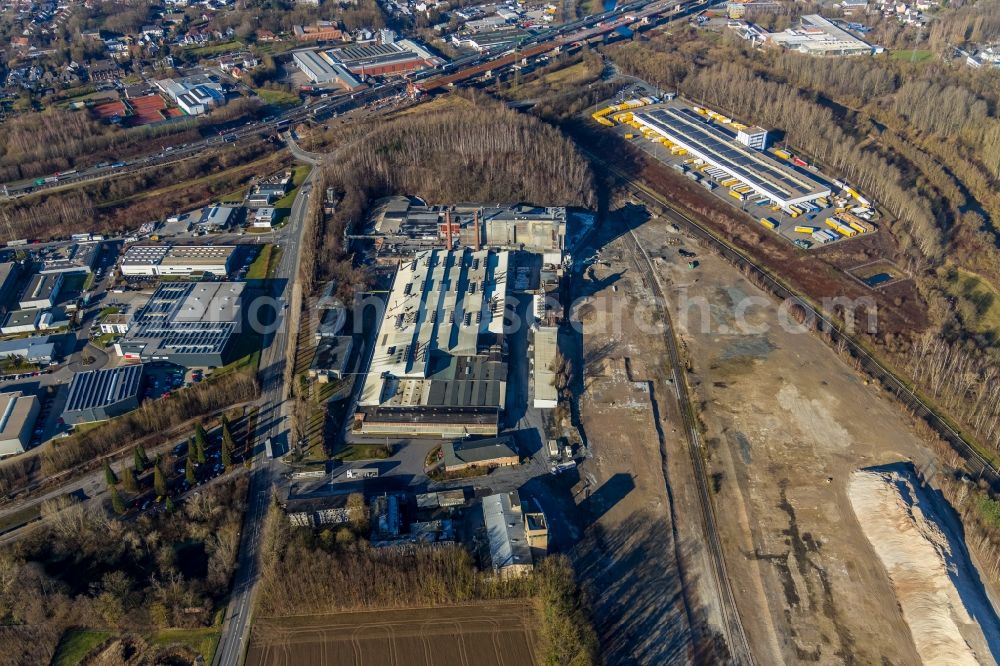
595,153,1000,491
618,225,755,665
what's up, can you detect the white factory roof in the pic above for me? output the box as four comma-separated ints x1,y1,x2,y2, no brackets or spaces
359,248,508,406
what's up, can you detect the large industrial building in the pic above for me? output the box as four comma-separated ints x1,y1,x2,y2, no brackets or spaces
115,282,245,367
767,15,875,57
354,248,509,438
39,242,100,274
0,391,40,456
370,197,567,256
120,244,235,277
0,262,16,298
632,106,831,209
294,35,441,89
62,364,144,425
532,326,559,409
442,434,519,472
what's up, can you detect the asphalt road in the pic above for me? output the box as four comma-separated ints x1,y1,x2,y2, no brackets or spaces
212,164,315,666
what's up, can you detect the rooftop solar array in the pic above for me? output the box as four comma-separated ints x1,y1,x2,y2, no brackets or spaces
635,107,830,206
64,364,144,412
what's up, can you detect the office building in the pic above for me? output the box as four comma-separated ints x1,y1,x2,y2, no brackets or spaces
354,248,509,437
1,309,42,335
62,364,144,425
115,282,244,367
0,391,40,456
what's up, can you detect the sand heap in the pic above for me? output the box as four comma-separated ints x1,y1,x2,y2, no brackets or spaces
849,468,1000,666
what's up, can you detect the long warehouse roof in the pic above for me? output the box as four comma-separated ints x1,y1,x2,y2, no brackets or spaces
635,107,830,206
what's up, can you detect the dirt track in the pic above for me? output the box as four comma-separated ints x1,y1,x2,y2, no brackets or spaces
246,602,538,666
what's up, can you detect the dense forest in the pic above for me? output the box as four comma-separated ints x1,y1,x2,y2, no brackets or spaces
0,478,247,665
307,96,596,286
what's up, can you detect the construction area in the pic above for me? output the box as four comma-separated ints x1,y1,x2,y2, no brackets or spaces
246,602,539,666
591,96,880,250
608,207,1000,663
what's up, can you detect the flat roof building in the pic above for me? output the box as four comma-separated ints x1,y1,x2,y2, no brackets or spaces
767,14,875,56
115,282,244,367
0,262,16,299
532,326,559,409
292,49,362,90
308,335,353,383
328,39,442,76
0,336,55,364
120,244,235,277
442,434,519,472
19,272,63,309
354,248,509,437
1,308,42,335
0,391,40,456
370,197,567,257
633,106,831,208
39,242,100,274
62,364,144,425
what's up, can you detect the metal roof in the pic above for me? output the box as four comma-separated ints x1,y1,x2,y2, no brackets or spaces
64,364,144,413
483,491,532,572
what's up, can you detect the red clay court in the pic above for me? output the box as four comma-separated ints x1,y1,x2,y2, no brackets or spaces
91,94,176,125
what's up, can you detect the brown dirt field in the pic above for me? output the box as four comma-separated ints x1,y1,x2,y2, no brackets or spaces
246,602,538,666
632,217,941,664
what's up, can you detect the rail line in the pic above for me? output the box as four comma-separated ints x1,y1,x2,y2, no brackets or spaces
618,223,755,664
594,153,1000,491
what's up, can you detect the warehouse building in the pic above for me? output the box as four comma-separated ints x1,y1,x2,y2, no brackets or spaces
62,364,144,425
633,106,831,209
0,391,40,457
120,244,235,277
1,309,42,335
354,248,509,438
115,282,245,367
327,37,442,76
0,262,16,300
442,434,519,472
0,336,56,365
39,242,100,274
19,272,63,309
483,490,548,578
308,335,353,383
767,15,875,57
532,326,559,409
293,49,362,90
370,197,567,256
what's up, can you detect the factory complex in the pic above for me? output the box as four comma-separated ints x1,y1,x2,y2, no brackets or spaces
370,196,567,257
354,248,509,438
767,14,877,57
294,33,441,89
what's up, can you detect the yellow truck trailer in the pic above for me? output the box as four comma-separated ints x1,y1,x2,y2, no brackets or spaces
774,149,791,160
759,218,777,230
794,225,818,234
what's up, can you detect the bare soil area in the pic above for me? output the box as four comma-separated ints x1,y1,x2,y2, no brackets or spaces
633,218,946,664
246,602,538,666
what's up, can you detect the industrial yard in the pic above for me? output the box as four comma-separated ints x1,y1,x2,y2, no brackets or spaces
626,215,998,663
591,96,881,250
246,602,539,666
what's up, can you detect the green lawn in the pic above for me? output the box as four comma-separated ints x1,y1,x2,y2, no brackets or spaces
187,40,244,58
334,443,392,462
52,629,111,666
891,49,933,62
948,268,1000,335
254,87,300,107
151,627,221,664
246,244,273,280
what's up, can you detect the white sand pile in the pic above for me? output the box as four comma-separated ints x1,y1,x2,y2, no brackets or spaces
849,468,1000,666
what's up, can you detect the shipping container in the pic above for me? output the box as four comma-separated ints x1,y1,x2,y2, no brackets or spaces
794,225,818,234
729,190,747,201
792,157,808,167
774,149,791,160
759,218,777,230
701,180,716,190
